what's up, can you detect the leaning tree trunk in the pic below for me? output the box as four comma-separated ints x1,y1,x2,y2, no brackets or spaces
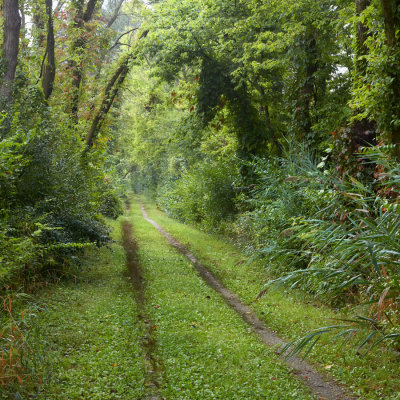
106,0,124,27
0,0,21,102
85,55,132,149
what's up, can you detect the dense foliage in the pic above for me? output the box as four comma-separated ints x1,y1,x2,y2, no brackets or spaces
0,0,145,285
3,0,400,392
112,0,400,354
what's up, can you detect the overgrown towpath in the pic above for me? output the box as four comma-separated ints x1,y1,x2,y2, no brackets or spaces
127,198,318,399
26,199,400,399
29,199,318,399
138,201,353,400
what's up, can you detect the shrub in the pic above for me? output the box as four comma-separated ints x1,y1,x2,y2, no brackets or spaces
232,146,335,263
98,189,124,219
158,159,238,230
0,98,117,287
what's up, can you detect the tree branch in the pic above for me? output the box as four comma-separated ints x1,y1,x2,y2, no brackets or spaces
109,27,138,50
54,0,65,14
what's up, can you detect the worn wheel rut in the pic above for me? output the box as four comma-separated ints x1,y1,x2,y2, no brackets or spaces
121,216,162,400
140,202,356,400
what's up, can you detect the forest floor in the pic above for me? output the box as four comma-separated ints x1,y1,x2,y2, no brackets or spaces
23,198,400,400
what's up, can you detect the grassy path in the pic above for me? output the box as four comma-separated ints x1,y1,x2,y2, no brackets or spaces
129,199,316,399
25,197,399,399
139,198,400,400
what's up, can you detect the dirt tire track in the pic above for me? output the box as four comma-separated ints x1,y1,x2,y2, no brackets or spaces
140,202,357,400
121,218,163,400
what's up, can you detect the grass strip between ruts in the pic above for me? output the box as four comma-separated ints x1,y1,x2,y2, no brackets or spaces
129,199,316,399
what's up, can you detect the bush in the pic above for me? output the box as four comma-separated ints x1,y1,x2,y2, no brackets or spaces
98,189,124,219
0,94,117,287
158,159,238,230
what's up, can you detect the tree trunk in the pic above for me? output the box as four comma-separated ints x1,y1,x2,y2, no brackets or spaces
379,0,400,147
85,55,132,149
0,0,21,101
355,0,371,76
69,0,99,123
42,0,56,100
256,84,282,156
294,34,318,141
380,0,396,47
32,2,45,45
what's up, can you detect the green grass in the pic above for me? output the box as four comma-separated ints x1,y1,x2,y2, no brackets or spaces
140,198,400,400
26,219,146,400
15,196,399,399
129,200,315,400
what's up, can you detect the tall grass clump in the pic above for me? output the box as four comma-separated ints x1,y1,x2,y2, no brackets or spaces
233,145,334,262
243,145,400,353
